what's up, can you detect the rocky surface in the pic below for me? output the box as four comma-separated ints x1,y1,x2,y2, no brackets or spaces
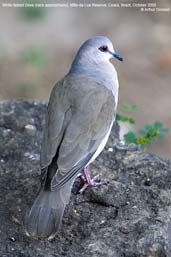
0,100,171,257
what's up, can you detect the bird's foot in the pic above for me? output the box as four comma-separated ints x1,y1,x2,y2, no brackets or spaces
79,167,109,194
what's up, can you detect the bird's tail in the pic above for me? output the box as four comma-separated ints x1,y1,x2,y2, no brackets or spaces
25,183,71,239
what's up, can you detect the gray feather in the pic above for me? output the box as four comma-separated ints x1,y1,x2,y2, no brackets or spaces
26,36,120,239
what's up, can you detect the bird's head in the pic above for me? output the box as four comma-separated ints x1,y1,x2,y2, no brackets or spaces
75,36,123,65
69,36,123,76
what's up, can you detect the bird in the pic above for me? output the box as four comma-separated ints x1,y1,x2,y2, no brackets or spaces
25,36,123,239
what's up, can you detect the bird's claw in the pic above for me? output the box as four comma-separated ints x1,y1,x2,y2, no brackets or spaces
79,167,109,194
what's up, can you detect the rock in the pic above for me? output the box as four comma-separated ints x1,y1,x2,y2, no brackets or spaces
0,100,171,257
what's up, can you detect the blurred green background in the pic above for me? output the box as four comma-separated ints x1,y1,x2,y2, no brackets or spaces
0,1,171,157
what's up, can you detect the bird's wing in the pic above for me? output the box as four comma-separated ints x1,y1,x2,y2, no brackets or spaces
40,78,72,169
40,75,116,191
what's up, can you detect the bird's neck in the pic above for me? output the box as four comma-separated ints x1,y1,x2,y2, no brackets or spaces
68,60,119,108
69,59,116,83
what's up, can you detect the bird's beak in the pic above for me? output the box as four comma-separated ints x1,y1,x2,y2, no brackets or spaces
109,51,123,62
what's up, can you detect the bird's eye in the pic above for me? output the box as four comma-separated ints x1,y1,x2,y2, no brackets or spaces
99,45,108,52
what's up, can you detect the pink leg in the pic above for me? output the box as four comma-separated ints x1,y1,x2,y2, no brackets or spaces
79,167,109,193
